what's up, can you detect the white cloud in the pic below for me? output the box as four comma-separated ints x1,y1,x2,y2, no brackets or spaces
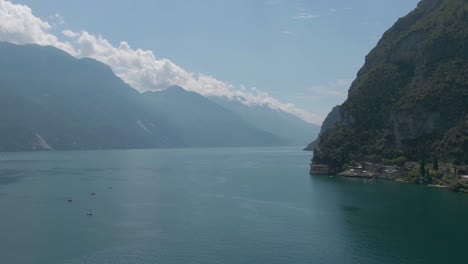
49,13,65,26
280,30,294,35
289,79,351,121
305,79,352,98
264,0,281,6
0,0,76,54
0,0,320,124
292,13,320,19
62,29,78,38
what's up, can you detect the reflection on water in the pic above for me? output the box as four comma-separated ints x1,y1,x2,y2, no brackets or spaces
313,175,468,264
341,205,361,213
0,147,467,264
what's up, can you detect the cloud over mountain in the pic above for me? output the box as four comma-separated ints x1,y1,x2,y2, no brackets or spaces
0,0,75,54
0,0,320,124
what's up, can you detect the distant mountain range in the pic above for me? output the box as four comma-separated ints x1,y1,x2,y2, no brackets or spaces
0,41,317,151
212,98,320,146
140,86,283,147
304,105,340,151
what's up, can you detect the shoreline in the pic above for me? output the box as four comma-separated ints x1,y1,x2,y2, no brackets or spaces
310,163,468,193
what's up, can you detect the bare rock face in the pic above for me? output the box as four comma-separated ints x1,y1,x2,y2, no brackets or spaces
389,105,441,146
32,133,53,151
388,30,427,64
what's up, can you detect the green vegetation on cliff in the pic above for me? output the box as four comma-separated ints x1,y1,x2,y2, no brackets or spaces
312,0,468,171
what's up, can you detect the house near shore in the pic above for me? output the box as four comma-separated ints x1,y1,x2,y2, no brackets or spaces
404,162,417,169
381,166,401,179
364,162,381,172
348,165,364,174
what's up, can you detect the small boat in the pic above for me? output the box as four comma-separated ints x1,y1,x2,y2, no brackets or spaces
86,211,94,216
67,199,73,202
91,192,96,196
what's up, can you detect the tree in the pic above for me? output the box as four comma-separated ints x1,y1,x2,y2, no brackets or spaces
420,154,427,178
433,156,439,171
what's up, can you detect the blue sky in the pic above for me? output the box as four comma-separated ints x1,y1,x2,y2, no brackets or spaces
9,0,420,123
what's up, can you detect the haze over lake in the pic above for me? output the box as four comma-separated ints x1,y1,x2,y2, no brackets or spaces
1,147,467,264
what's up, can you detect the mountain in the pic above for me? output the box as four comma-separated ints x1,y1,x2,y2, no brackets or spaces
0,42,282,151
139,86,283,147
304,105,341,151
211,97,320,146
0,42,171,151
311,0,468,172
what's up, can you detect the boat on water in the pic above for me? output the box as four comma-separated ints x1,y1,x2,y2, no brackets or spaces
86,211,94,216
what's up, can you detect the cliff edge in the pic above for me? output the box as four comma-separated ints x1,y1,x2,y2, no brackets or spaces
310,0,467,177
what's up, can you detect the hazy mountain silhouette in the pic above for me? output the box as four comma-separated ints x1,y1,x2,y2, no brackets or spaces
212,98,320,146
0,42,282,151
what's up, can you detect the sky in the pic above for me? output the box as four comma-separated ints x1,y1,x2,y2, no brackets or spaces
0,0,420,124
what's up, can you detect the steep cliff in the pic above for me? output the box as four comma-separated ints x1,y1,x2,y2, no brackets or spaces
304,105,341,151
312,0,468,171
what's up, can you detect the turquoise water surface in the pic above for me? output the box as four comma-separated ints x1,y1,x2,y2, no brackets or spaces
0,147,467,264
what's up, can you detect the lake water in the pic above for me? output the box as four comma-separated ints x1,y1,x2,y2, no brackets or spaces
0,147,467,264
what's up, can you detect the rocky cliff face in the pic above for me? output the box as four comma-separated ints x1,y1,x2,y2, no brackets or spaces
304,105,341,150
389,105,441,145
311,0,468,171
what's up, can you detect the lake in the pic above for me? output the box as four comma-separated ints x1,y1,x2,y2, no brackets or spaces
0,147,467,264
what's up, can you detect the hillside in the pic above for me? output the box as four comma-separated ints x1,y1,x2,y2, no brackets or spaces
304,105,341,151
141,86,282,147
311,0,468,172
212,97,320,146
0,42,282,151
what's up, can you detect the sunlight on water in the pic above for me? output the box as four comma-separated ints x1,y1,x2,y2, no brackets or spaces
1,147,467,264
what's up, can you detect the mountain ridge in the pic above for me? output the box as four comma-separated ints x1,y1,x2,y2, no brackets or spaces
211,97,320,146
310,0,467,174
0,41,285,151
